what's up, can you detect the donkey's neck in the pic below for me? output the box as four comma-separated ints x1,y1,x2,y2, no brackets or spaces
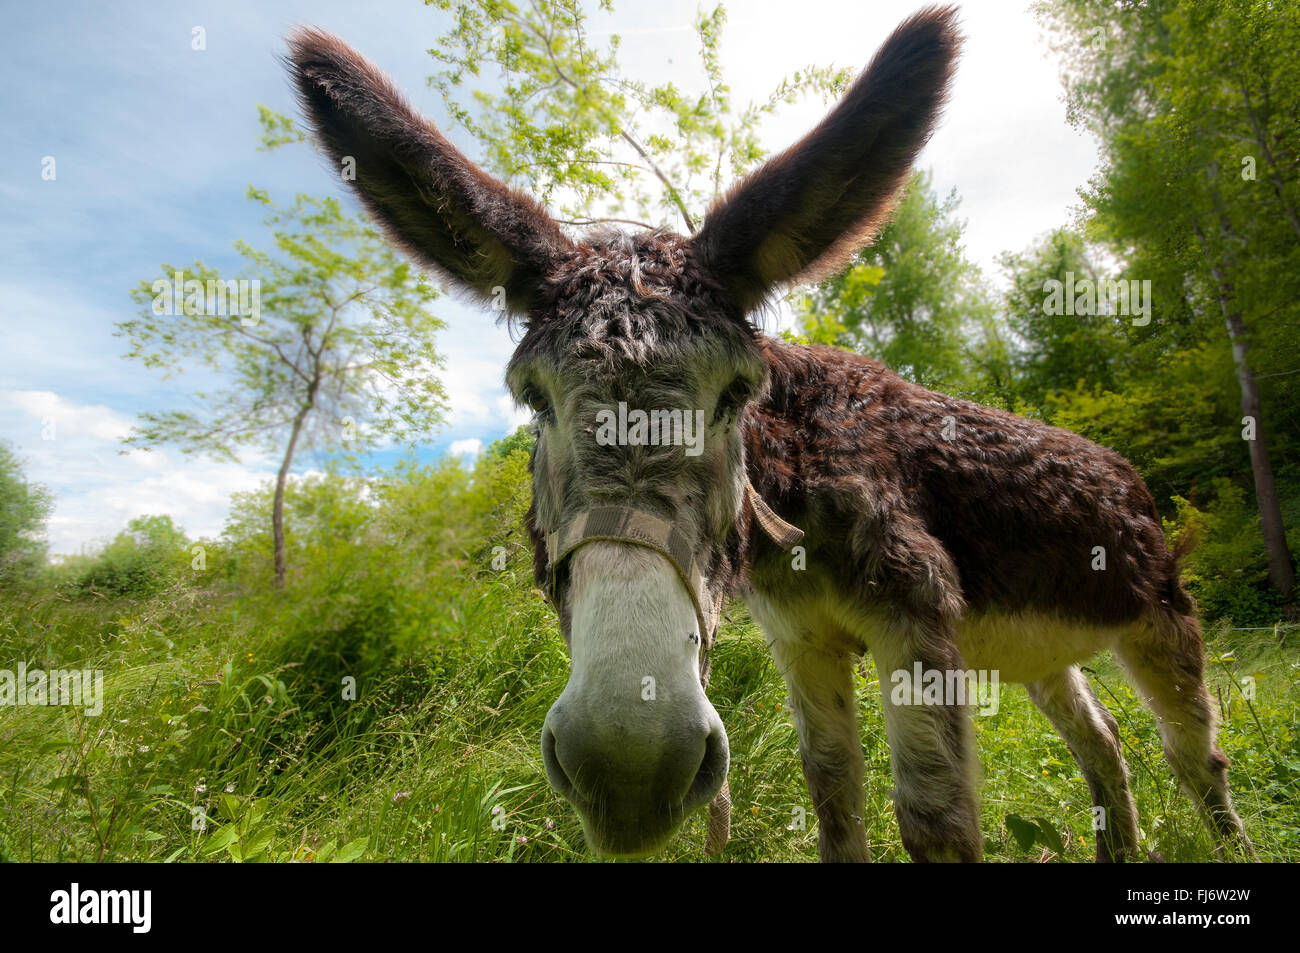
743,333,898,507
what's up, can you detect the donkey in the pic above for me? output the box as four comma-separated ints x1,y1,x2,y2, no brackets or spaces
287,5,1256,862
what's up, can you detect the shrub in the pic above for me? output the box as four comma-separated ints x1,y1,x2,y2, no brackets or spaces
70,514,191,598
1165,479,1282,625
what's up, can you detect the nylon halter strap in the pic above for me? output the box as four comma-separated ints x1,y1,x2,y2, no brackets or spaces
542,477,804,857
543,478,804,642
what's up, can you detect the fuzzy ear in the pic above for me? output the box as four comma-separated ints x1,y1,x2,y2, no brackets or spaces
286,27,573,313
690,6,961,313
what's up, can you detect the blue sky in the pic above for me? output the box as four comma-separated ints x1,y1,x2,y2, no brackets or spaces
1,0,1098,553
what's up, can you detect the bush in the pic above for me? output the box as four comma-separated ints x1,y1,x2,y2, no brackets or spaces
1165,480,1282,625
70,514,191,598
0,441,53,591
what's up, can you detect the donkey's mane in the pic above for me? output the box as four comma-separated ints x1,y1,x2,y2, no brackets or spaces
513,228,757,369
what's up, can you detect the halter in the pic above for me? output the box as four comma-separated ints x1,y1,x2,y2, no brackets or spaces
542,476,804,855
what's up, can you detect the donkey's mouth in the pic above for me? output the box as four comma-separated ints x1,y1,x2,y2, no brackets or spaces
586,818,687,859
542,721,729,858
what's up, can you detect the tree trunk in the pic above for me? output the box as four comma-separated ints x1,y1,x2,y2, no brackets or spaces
1223,309,1295,599
273,405,311,589
1193,217,1296,600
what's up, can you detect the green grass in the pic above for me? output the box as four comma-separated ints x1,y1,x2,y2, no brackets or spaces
1,566,1297,863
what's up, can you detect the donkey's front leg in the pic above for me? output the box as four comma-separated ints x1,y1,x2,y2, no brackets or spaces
869,615,982,862
763,625,870,862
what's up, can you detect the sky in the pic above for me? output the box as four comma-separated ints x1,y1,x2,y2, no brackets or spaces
0,0,1101,555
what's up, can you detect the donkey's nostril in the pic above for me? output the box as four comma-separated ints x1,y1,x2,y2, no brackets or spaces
684,727,730,812
540,721,575,798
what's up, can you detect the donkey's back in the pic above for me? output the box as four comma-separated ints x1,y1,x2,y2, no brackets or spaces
753,339,1184,619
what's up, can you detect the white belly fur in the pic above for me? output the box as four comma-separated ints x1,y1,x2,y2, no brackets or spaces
744,584,1144,687
955,612,1140,685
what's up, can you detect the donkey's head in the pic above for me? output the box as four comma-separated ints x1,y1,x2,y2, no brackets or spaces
287,5,959,857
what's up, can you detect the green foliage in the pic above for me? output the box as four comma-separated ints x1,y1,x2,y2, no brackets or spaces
998,228,1133,408
426,0,851,229
118,107,452,586
482,425,536,465
66,515,192,599
222,471,376,588
466,428,536,567
119,189,447,463
1,440,1296,862
1044,342,1240,505
0,441,53,590
1166,482,1283,625
798,171,996,394
1004,812,1066,855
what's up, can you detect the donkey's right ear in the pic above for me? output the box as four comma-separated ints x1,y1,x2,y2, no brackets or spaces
286,27,572,314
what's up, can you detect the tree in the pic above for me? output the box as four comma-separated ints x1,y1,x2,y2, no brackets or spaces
425,0,852,231
997,228,1131,410
72,515,189,598
120,146,447,588
1036,0,1300,600
0,441,53,589
796,170,994,393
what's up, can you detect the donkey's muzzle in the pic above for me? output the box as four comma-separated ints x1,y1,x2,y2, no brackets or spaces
542,700,729,857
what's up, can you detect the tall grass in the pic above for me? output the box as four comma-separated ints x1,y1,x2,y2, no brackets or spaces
1,450,1296,862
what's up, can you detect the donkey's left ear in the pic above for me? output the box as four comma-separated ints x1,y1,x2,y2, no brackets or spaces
689,6,961,314
286,27,573,314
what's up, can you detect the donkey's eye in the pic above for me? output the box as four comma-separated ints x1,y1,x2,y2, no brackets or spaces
714,377,754,422
521,386,551,418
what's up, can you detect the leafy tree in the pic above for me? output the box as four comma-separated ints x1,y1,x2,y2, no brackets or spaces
72,514,189,598
120,146,448,587
483,425,536,465
1166,480,1288,626
997,228,1131,410
223,469,378,589
425,0,852,230
797,171,994,393
1036,0,1300,600
0,441,53,589
1044,342,1240,509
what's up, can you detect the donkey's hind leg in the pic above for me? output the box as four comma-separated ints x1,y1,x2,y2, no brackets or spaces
1114,614,1256,860
1027,666,1141,862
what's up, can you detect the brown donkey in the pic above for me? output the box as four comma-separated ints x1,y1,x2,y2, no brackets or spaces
287,6,1255,862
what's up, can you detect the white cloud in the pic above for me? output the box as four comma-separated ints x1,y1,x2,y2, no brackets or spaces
496,393,532,431
0,389,276,555
5,390,133,442
448,438,483,458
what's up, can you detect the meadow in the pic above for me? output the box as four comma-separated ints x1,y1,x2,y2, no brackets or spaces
5,0,1300,866
2,442,1296,863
